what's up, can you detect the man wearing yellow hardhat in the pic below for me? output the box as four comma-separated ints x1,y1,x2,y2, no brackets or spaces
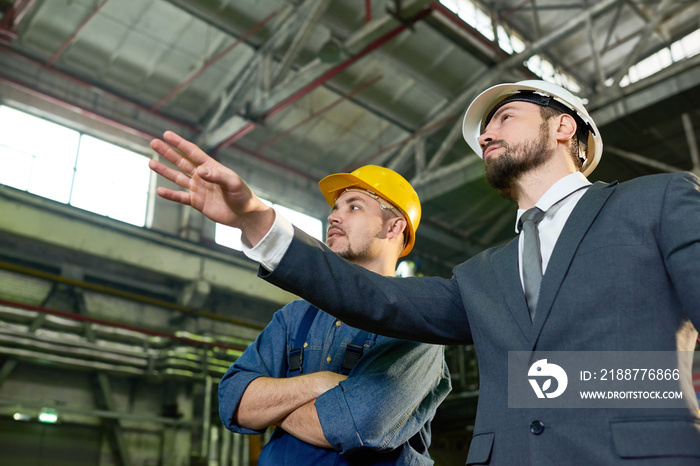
150,78,700,464
216,165,450,465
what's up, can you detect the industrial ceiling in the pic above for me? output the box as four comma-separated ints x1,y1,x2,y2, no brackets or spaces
1,0,700,277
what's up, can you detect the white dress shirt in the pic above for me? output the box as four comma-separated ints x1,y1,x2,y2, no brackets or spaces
246,172,592,292
242,206,294,272
515,171,591,289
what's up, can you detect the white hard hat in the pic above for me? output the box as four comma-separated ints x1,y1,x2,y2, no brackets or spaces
461,80,603,176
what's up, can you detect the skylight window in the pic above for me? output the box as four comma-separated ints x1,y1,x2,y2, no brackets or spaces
0,106,79,203
614,29,700,88
0,106,151,226
438,0,581,94
1,105,323,249
70,135,151,226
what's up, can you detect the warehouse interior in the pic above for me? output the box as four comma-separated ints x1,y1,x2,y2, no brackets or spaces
1,0,699,464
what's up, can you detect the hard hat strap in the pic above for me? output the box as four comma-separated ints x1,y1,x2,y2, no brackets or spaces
483,91,592,141
341,188,400,218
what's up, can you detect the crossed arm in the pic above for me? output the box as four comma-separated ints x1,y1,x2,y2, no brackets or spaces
152,132,451,452
218,308,348,448
234,372,346,447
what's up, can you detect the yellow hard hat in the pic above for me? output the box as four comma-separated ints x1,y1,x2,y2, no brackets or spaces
318,165,421,257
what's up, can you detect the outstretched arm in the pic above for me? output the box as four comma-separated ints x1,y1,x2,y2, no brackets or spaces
149,131,274,246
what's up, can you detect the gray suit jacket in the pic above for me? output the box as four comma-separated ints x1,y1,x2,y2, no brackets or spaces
262,172,700,465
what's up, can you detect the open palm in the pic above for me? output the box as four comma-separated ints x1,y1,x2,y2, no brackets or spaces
149,131,274,243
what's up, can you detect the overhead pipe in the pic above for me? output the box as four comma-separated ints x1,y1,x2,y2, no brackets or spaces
0,261,264,331
255,75,383,153
46,0,109,66
9,0,34,25
261,6,432,122
214,5,434,153
0,47,198,133
0,0,35,44
0,298,248,352
0,398,194,426
430,1,506,59
0,330,233,378
226,141,317,181
346,113,457,171
151,11,277,111
0,76,158,141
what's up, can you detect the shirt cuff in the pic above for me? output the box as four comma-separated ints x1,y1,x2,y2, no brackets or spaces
241,209,294,271
315,385,363,453
218,372,267,435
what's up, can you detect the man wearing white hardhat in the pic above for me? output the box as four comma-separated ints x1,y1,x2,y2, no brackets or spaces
149,78,700,465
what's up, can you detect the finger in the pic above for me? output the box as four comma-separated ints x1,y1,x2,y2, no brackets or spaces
162,131,212,167
197,161,256,202
195,165,245,195
149,159,193,190
155,186,191,205
150,138,197,175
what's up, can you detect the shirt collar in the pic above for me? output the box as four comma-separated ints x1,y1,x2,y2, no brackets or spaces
515,171,591,233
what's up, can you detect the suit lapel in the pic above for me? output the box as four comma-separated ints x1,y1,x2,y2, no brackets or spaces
530,181,618,348
491,238,533,344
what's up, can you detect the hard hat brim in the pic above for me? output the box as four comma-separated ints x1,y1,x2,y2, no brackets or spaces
462,80,603,176
318,171,417,257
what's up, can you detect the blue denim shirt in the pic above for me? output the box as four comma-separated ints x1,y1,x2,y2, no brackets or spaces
219,299,451,465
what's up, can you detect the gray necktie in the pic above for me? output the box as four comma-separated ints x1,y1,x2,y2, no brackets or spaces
519,207,546,321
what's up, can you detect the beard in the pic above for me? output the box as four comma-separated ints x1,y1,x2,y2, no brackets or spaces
484,120,553,200
329,225,384,263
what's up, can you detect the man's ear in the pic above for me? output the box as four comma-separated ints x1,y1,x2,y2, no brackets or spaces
385,216,407,240
555,113,577,143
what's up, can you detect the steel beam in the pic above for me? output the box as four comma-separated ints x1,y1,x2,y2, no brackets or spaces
590,51,700,125
388,0,619,180
271,0,332,88
584,3,606,88
605,146,683,172
681,113,700,171
151,12,277,112
412,154,483,201
610,0,676,87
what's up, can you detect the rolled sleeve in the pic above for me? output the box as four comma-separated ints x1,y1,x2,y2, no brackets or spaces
314,339,451,454
314,381,364,451
218,307,291,434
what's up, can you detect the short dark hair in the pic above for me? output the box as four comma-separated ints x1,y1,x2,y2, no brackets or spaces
539,105,586,170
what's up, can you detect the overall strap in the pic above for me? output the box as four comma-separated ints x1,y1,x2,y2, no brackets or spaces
340,330,369,375
287,304,319,376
